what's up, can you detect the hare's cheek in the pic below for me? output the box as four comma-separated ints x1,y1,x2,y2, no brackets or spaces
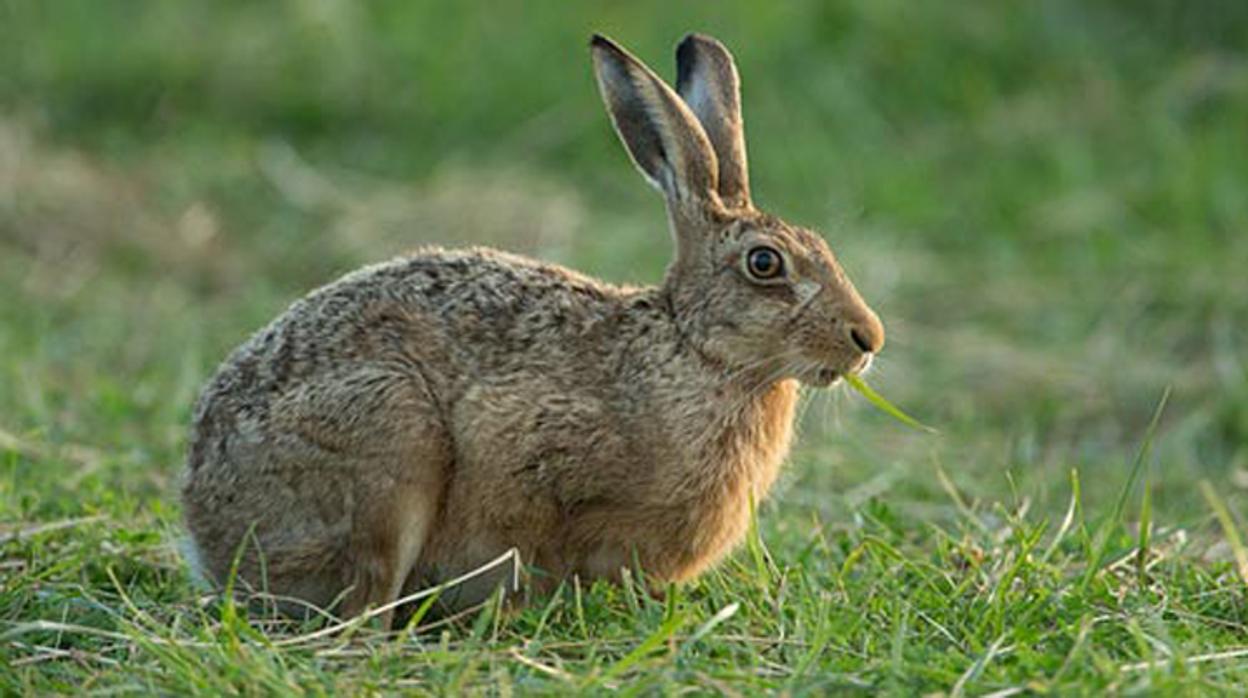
790,321,838,361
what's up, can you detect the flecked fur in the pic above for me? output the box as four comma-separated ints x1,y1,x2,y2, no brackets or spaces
182,33,884,625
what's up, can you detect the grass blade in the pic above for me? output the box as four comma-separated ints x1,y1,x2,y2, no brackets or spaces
1136,479,1153,586
1042,469,1082,563
1080,387,1170,589
679,602,739,652
844,374,937,433
1200,480,1248,588
597,612,686,683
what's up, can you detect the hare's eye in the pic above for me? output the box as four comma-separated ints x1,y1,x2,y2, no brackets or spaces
746,246,784,280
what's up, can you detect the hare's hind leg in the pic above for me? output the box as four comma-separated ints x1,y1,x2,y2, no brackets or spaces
267,364,452,628
339,472,442,628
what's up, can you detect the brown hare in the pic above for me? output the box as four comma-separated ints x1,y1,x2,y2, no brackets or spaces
182,33,884,626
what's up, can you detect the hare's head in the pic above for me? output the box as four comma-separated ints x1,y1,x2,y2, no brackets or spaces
592,34,884,387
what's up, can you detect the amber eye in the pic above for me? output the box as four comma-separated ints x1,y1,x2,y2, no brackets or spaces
745,246,784,280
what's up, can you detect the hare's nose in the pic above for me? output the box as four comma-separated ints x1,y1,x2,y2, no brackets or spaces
847,312,885,354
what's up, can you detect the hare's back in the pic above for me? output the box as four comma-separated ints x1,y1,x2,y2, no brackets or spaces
186,247,635,466
315,247,632,371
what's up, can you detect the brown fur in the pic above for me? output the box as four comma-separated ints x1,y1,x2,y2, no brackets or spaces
181,34,884,624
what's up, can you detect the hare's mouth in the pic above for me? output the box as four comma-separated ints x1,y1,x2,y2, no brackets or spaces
806,353,872,388
808,367,842,387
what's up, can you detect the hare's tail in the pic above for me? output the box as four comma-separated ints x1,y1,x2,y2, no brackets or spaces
177,534,213,590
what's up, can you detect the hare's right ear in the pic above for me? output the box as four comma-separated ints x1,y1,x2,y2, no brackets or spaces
676,34,751,209
591,34,719,208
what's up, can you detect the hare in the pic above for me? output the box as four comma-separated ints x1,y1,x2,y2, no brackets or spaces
182,33,884,626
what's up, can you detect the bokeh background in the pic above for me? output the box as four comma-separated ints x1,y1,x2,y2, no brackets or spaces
2,2,1246,541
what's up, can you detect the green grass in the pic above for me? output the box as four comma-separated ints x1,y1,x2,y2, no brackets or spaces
3,0,1248,693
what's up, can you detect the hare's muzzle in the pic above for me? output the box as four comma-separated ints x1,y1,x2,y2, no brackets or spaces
846,308,884,356
839,305,885,377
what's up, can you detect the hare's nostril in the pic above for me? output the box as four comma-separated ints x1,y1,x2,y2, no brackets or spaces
850,327,873,354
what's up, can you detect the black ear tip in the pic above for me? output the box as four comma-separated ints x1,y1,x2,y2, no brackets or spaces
590,33,618,52
678,33,723,52
676,34,696,60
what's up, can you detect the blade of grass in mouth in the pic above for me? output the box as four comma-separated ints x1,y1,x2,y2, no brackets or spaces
844,373,937,434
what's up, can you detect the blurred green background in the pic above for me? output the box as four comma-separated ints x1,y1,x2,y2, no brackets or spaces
2,1,1246,531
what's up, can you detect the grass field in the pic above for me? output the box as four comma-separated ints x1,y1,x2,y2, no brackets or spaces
3,1,1248,693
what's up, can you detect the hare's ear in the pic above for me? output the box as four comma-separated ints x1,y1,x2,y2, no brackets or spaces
591,34,719,207
676,34,750,209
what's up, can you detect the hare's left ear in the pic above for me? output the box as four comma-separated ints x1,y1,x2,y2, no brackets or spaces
676,34,751,209
591,34,719,208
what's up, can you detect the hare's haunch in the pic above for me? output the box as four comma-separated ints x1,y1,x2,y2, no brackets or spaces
182,34,884,626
